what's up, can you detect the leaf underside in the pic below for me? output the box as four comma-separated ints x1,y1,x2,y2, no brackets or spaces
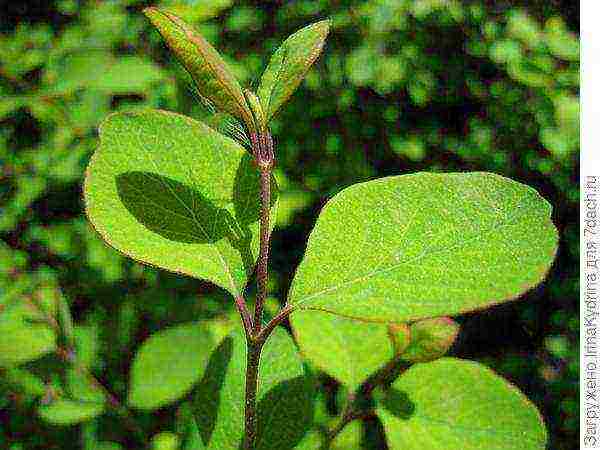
144,8,253,126
288,172,558,322
84,109,277,297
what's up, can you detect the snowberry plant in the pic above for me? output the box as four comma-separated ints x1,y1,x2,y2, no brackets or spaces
83,8,558,450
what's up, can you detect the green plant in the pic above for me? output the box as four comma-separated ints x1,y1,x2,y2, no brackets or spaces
3,5,561,450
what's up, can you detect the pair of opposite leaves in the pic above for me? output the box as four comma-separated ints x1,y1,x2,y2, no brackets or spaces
144,7,330,134
82,10,557,450
85,8,558,325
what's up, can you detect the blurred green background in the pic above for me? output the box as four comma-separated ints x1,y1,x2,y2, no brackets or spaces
0,1,578,449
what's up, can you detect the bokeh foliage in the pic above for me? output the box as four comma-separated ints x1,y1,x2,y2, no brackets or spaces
0,1,578,449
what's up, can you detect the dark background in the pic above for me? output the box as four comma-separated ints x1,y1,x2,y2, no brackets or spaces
0,1,579,449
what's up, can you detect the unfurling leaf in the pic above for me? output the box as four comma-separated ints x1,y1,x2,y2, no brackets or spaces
258,20,330,121
376,358,547,449
400,317,459,362
144,8,253,129
288,172,558,322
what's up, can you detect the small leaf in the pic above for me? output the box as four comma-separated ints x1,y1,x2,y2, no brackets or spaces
288,172,558,322
0,298,56,367
192,326,315,449
84,110,278,296
258,20,330,121
128,322,214,410
39,399,104,425
400,317,459,362
291,310,396,390
144,8,253,128
376,358,547,449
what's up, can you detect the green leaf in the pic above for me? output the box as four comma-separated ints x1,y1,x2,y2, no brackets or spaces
65,369,105,404
128,322,214,410
92,56,166,94
0,298,56,367
291,310,397,390
144,8,253,128
376,358,547,449
331,420,362,450
177,403,206,450
288,172,558,322
258,20,330,121
295,431,325,449
400,317,459,363
3,367,47,397
46,52,165,95
84,110,277,296
192,326,315,449
39,399,104,425
151,432,180,450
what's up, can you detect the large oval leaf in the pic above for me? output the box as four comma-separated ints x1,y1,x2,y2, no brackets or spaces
128,322,214,410
376,358,547,449
257,20,330,121
144,8,253,127
84,110,277,296
288,172,557,321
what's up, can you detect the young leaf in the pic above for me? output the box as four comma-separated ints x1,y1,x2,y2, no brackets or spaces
257,20,330,121
400,317,459,362
288,172,558,322
127,322,214,410
84,110,278,297
192,326,315,449
290,310,398,390
144,8,253,128
376,358,547,449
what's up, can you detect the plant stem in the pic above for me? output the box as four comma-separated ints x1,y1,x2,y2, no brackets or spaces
257,303,293,343
328,358,411,442
235,294,253,336
242,131,275,450
252,132,274,336
243,339,263,450
26,294,146,446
